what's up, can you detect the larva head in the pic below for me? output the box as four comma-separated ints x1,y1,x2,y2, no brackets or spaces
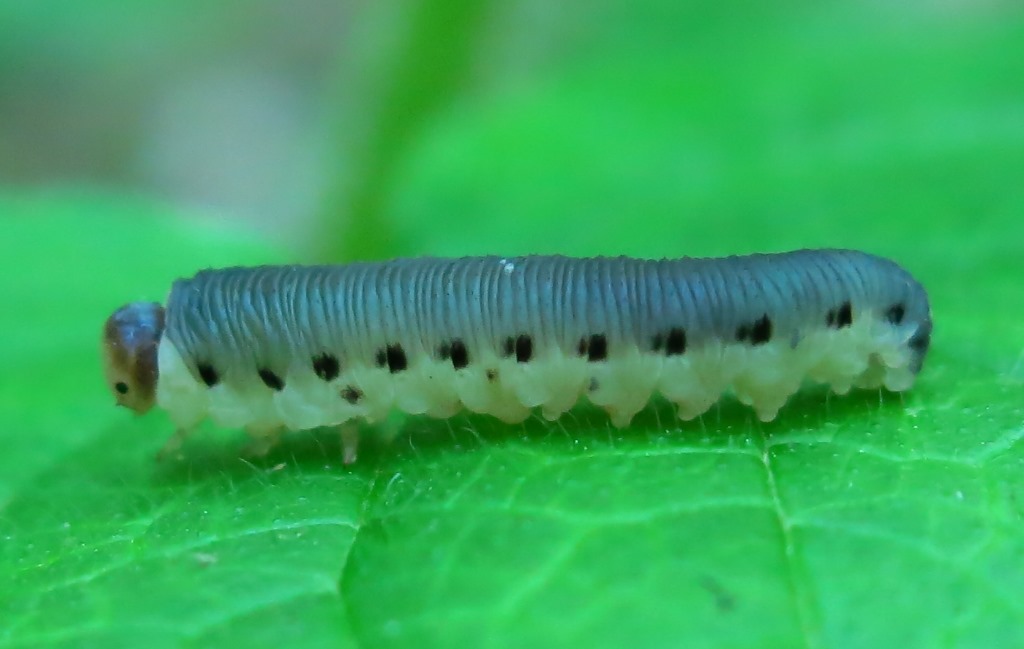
102,302,165,413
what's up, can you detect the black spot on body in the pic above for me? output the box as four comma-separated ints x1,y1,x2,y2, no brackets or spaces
450,341,468,369
196,362,219,387
312,353,340,381
738,315,772,345
444,339,468,369
385,345,407,373
486,369,498,382
750,315,772,345
375,349,387,368
665,327,686,355
886,304,906,325
115,381,129,395
341,386,363,404
907,321,933,373
515,335,533,363
908,325,931,353
827,302,853,329
502,336,515,358
437,342,451,360
587,334,608,362
838,302,853,327
741,313,770,343
258,368,285,391
577,337,588,356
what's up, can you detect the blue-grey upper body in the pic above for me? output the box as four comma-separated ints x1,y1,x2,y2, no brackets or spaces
162,250,932,391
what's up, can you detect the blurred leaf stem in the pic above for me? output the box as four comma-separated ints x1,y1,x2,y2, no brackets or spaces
315,0,494,262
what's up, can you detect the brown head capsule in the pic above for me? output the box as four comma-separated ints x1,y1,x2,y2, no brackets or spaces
102,302,165,413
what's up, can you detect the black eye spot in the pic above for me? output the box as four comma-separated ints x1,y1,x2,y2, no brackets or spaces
385,345,407,373
587,334,608,362
437,342,451,360
588,377,600,392
258,368,284,391
114,381,129,395
827,301,853,329
450,340,469,369
665,327,686,355
341,386,363,404
515,334,533,363
312,353,340,381
738,315,772,345
886,303,906,325
502,336,515,358
486,369,498,382
577,337,589,357
196,362,219,387
375,349,387,368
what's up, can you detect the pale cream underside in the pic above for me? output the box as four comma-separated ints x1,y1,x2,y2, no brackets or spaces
155,311,918,434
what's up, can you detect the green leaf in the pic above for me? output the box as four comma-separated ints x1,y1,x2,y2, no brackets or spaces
2,184,1022,649
3,3,1024,649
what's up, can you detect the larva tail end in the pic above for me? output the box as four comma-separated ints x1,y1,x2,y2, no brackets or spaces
907,317,933,375
103,302,165,414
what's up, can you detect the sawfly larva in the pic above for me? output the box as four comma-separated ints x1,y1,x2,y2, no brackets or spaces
102,249,932,462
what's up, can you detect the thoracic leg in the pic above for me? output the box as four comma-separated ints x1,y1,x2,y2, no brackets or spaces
243,425,283,458
157,428,191,461
339,423,360,465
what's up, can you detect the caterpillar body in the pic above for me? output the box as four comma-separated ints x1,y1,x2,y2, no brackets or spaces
102,249,932,460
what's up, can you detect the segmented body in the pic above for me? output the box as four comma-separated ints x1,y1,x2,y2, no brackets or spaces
145,250,931,433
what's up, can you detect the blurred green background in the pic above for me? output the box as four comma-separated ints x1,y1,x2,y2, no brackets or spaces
4,0,1021,262
2,1,1023,648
